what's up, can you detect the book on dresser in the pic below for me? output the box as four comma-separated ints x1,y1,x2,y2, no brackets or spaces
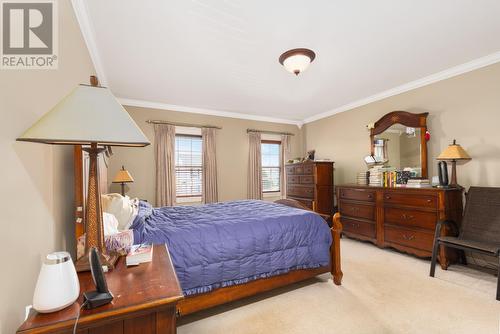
285,161,334,218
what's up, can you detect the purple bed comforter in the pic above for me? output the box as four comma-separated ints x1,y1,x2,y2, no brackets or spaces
131,200,331,296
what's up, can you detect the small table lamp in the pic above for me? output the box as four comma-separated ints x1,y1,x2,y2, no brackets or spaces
113,166,134,196
17,76,150,271
437,139,471,187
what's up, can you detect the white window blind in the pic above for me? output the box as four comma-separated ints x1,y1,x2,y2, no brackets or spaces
261,141,281,193
175,135,202,198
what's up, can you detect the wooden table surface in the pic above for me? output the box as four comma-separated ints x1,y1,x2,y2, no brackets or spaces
18,245,183,333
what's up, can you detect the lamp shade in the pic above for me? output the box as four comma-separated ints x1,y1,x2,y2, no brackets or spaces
16,85,150,147
113,166,134,183
437,140,471,161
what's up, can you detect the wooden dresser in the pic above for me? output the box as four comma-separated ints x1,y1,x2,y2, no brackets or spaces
17,245,183,334
286,161,334,217
336,185,463,266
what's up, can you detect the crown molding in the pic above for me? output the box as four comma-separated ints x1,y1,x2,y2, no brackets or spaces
71,0,108,86
72,1,500,127
118,98,303,127
303,51,500,124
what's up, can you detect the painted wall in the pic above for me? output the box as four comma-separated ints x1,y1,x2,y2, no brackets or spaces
0,1,95,332
304,62,500,190
107,106,304,203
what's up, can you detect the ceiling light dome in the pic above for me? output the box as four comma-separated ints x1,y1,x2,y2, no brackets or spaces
279,48,316,76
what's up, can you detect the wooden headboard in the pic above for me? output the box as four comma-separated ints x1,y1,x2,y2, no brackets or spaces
74,145,110,245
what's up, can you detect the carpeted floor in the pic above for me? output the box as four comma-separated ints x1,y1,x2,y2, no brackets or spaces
178,238,500,334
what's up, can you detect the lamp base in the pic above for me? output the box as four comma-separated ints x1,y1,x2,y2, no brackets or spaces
75,251,118,272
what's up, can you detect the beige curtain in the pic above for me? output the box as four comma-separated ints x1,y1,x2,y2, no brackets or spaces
154,124,176,207
248,132,263,200
202,127,218,203
281,134,291,198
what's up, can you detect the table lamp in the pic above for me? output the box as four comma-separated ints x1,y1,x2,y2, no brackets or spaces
437,139,471,187
113,165,134,196
17,76,150,271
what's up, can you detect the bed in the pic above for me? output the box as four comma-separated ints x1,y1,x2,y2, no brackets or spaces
73,146,342,316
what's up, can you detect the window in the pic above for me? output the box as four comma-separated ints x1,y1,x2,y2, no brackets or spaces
175,135,202,199
261,141,281,193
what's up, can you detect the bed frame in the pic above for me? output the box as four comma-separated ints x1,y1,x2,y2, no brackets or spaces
73,147,342,316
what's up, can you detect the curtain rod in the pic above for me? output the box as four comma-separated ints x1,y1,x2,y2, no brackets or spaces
246,129,295,136
146,120,222,129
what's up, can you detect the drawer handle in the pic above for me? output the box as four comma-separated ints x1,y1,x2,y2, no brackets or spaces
385,195,391,199
426,199,432,203
401,214,414,220
402,234,415,241
367,194,373,199
350,207,360,212
351,223,361,228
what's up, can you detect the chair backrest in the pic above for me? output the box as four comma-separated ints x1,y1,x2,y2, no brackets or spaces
460,187,500,243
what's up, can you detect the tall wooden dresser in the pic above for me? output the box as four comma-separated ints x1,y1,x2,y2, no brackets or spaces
286,161,334,217
336,185,463,267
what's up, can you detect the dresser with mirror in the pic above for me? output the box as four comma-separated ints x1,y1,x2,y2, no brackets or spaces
337,111,463,268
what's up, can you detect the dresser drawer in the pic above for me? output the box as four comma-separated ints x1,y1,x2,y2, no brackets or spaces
339,188,375,202
383,192,437,209
300,175,314,184
342,217,376,239
287,175,300,184
339,202,375,220
384,226,434,251
288,185,314,199
294,164,314,175
286,165,295,175
384,207,437,230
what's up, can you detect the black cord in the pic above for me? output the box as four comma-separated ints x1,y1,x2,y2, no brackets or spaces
73,300,88,334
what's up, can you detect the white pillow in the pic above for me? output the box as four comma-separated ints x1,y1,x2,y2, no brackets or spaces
103,212,119,236
101,193,138,231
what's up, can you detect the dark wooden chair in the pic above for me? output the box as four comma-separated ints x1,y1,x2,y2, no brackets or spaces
430,187,500,300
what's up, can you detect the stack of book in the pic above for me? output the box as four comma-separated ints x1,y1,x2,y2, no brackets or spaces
356,171,369,185
406,179,431,188
368,166,383,186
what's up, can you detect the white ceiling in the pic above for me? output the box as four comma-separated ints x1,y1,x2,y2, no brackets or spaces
73,0,500,126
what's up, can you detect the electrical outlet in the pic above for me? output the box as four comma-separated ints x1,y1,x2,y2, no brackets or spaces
25,305,32,320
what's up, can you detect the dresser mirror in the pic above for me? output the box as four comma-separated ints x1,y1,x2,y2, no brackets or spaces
370,111,429,179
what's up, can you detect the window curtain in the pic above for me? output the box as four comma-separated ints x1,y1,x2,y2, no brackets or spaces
280,134,291,198
202,127,218,203
154,124,176,207
247,132,263,200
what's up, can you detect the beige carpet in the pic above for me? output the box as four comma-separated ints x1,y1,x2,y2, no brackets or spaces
178,238,500,334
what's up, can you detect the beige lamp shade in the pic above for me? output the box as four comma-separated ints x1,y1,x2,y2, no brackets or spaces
437,139,471,161
113,166,134,183
16,84,150,147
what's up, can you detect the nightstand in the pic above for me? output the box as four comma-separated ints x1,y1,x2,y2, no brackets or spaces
17,245,183,334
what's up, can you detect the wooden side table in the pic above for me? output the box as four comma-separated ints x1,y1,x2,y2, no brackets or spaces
17,245,183,334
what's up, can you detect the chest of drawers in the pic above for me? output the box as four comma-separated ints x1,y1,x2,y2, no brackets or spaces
337,185,463,267
286,161,334,217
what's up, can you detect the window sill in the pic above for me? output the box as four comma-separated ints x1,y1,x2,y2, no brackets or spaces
176,197,202,205
263,192,282,199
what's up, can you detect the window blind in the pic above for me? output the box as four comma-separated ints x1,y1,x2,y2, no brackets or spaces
175,135,202,197
261,142,281,192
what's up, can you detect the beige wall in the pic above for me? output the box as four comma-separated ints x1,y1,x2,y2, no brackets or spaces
0,1,95,332
107,107,304,203
305,62,500,190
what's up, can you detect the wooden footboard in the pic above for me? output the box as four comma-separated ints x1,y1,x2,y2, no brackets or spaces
331,212,343,285
177,201,343,316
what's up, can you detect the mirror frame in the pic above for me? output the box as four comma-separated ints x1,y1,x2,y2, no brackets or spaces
370,111,429,179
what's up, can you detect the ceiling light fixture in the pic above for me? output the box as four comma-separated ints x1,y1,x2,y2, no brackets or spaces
279,48,316,76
